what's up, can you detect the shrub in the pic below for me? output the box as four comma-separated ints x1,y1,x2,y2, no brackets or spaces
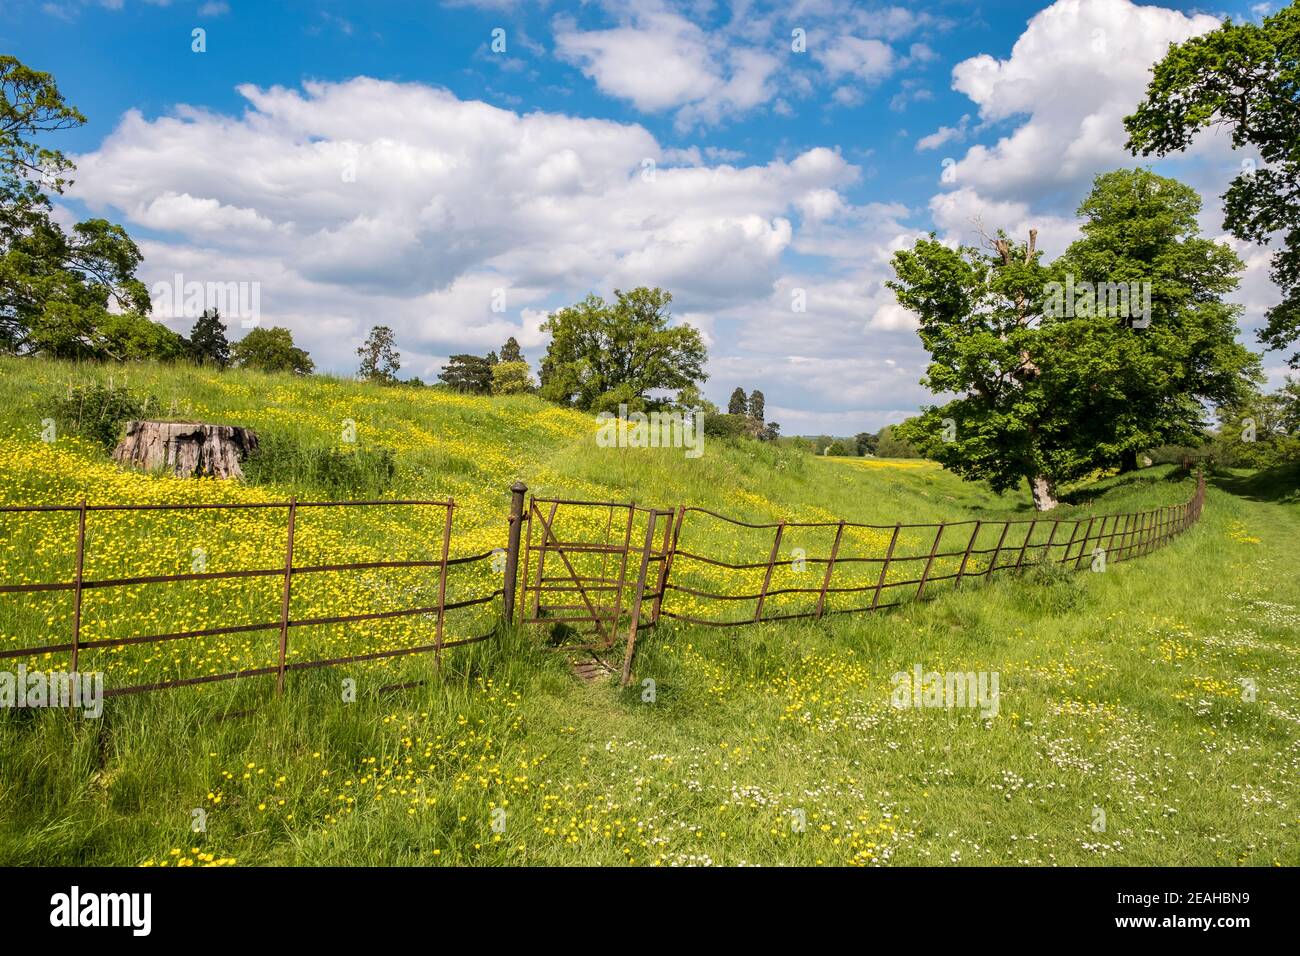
1017,555,1086,615
703,413,755,440
46,381,158,450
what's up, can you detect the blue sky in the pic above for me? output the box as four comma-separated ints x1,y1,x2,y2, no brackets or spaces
2,0,1283,433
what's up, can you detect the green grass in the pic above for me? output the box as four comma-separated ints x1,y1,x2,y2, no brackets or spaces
0,357,1296,866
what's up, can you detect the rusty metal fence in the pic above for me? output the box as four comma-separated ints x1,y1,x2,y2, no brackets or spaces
0,498,501,698
516,471,1205,684
654,472,1206,626
0,472,1205,698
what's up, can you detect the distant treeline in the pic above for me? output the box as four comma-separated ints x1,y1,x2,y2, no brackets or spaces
783,424,923,459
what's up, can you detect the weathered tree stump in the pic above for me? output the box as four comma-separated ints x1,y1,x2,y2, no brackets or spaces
112,421,259,480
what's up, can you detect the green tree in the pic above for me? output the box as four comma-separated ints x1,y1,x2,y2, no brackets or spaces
437,353,495,394
1052,169,1258,472
189,309,230,368
854,431,878,456
889,229,1068,508
0,56,155,358
875,424,921,459
491,359,534,395
748,389,765,423
675,383,718,416
95,311,188,362
727,387,748,415
890,171,1258,509
357,324,400,384
1216,378,1300,467
1125,6,1300,365
499,336,523,364
231,326,314,375
538,287,707,410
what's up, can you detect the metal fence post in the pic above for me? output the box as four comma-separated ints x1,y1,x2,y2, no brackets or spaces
502,481,526,624
651,505,685,624
519,498,534,622
916,523,944,601
1014,519,1038,570
275,496,297,697
1041,519,1061,565
1093,515,1113,565
1115,513,1131,561
1074,517,1097,570
753,521,785,623
434,499,454,669
956,521,980,587
986,522,1012,578
1058,519,1082,566
70,499,87,679
603,504,637,649
815,520,846,618
531,500,557,619
620,510,660,687
872,523,901,608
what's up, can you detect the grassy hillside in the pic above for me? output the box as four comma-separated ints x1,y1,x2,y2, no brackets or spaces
0,357,1296,867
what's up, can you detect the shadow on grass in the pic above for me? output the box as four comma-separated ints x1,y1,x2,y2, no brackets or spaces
1056,466,1183,507
1210,462,1300,504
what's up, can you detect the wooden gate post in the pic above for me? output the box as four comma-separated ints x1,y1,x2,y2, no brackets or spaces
502,482,526,624
620,510,660,687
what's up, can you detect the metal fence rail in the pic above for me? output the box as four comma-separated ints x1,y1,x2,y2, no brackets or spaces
0,471,1206,698
651,472,1205,631
0,497,499,698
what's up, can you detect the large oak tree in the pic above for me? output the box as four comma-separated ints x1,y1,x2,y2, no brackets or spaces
889,169,1258,510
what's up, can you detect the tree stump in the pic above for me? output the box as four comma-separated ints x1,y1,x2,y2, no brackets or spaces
112,421,259,480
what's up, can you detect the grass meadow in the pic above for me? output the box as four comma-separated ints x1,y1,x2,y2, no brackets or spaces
0,357,1297,866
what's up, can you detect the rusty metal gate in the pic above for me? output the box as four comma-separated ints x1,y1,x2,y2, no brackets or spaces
518,496,676,682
